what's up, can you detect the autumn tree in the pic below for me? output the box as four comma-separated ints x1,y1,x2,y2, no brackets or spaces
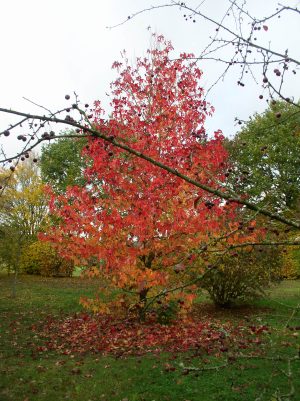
0,4,299,312
40,36,266,319
0,159,48,295
0,158,48,239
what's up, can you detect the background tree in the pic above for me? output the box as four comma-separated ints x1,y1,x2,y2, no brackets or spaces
226,101,300,216
40,135,87,193
0,159,48,239
0,159,49,295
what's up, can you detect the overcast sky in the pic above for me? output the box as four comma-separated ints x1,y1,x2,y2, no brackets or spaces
0,0,299,159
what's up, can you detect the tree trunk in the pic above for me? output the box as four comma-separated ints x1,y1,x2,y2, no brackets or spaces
138,288,149,321
11,236,21,298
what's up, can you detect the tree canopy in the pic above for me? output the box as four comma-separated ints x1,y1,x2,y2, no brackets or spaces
41,36,265,317
0,159,49,270
227,101,300,215
40,135,87,193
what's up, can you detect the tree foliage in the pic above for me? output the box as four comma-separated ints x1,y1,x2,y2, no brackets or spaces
201,247,283,307
40,135,87,193
0,159,48,237
0,160,49,270
21,241,74,277
43,36,254,318
227,101,300,215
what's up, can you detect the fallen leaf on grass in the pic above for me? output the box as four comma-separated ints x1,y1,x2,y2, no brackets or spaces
36,365,47,372
30,313,271,358
71,367,81,375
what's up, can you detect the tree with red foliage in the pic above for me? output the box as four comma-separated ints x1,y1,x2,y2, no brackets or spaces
42,36,263,318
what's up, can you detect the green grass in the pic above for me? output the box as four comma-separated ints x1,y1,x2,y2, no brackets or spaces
0,275,299,401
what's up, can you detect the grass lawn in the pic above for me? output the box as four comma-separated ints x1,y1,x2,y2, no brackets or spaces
0,274,299,401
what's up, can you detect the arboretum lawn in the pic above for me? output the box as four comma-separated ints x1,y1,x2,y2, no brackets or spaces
0,274,299,401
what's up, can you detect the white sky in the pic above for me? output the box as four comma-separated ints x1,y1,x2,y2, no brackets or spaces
0,0,299,159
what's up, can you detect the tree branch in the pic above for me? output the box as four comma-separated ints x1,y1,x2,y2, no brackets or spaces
0,107,299,229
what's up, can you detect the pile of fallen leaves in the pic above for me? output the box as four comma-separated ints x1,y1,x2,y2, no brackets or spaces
30,313,270,357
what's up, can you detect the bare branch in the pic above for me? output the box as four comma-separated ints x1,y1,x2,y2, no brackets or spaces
111,2,300,66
